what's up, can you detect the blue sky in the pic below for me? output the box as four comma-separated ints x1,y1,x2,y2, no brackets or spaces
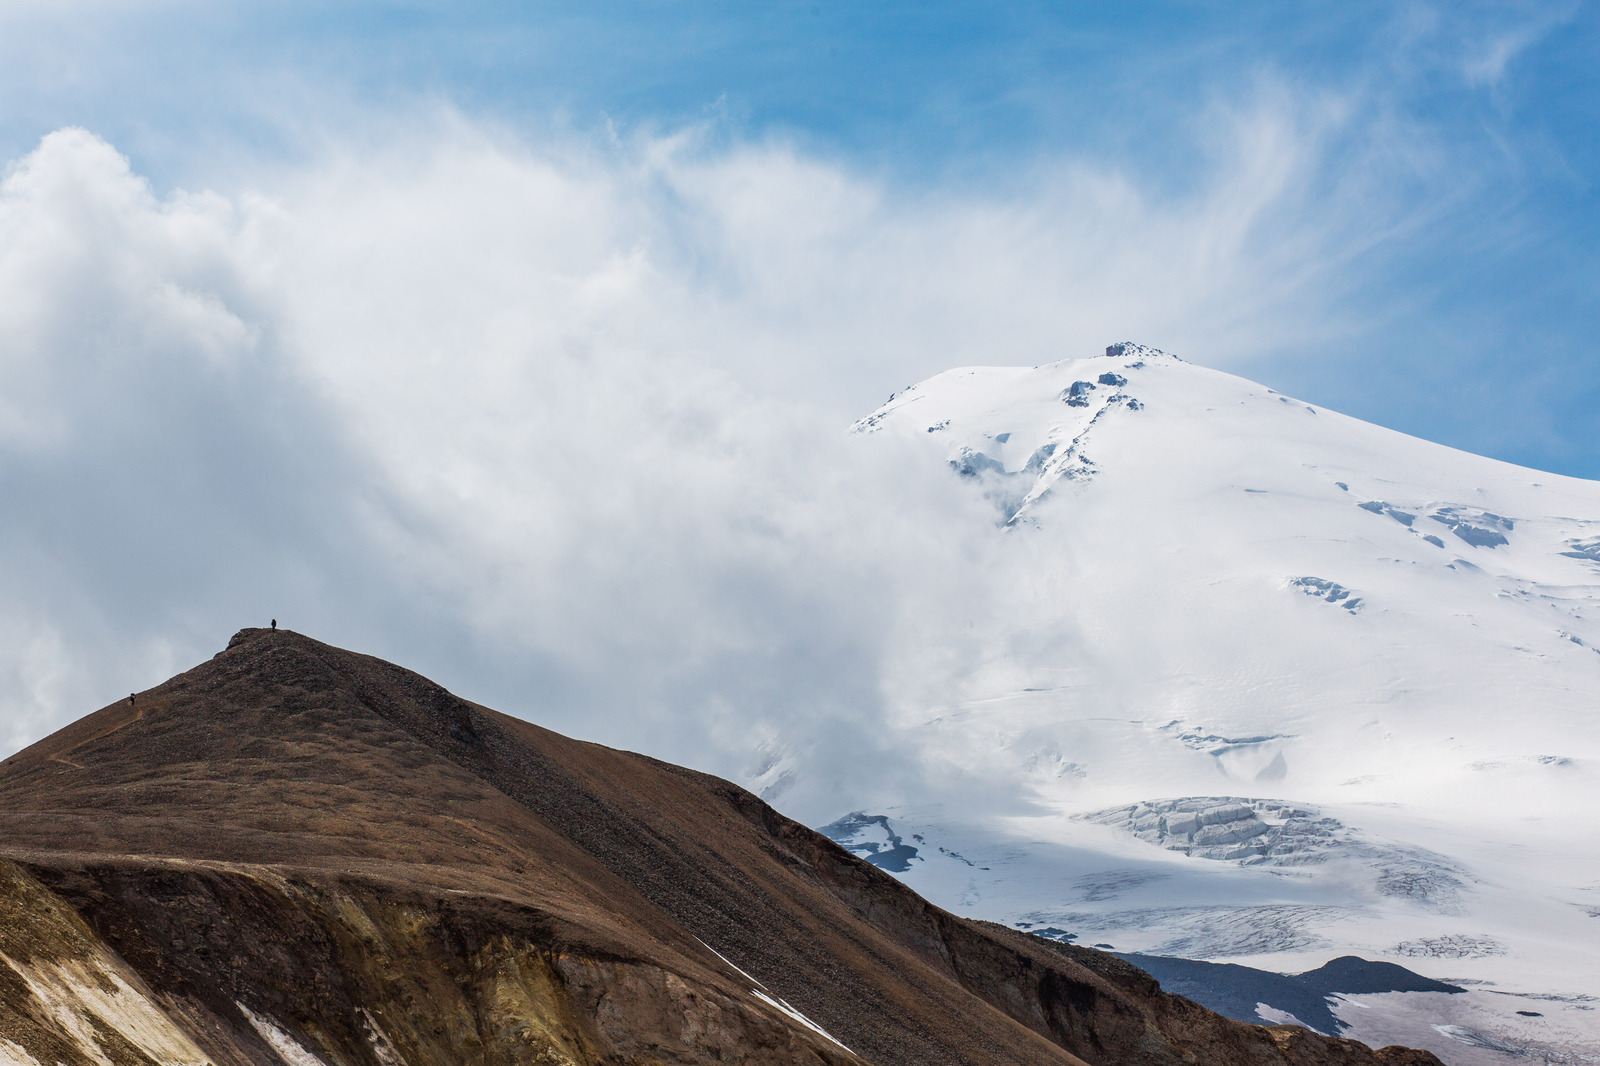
2,1,1594,474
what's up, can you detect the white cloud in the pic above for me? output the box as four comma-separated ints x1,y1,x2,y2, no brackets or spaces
0,96,1449,819
1460,4,1579,89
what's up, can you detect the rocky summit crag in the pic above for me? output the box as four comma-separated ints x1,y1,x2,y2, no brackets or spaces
0,628,1443,1066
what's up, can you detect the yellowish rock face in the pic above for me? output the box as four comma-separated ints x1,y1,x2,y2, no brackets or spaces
1,862,211,1066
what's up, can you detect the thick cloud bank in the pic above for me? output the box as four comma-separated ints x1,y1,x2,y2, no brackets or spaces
0,114,1424,819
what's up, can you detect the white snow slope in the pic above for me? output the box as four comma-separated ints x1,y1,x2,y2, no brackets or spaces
825,343,1600,1065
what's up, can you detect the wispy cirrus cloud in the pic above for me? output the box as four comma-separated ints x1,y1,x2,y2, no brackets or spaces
1459,2,1581,88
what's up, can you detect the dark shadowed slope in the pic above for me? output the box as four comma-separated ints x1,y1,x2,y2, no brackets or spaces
0,628,1442,1066
1117,955,1465,1037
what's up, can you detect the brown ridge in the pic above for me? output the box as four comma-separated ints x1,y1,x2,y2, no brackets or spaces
0,628,1443,1066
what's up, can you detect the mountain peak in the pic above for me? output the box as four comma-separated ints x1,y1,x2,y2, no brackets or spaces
837,348,1600,1060
224,624,278,648
0,633,1444,1066
1104,340,1179,361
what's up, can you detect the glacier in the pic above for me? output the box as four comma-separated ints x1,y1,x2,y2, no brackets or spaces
809,343,1600,1065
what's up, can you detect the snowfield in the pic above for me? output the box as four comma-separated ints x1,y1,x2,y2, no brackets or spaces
815,343,1600,1065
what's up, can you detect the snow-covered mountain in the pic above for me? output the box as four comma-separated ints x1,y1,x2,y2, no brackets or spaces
816,343,1600,1064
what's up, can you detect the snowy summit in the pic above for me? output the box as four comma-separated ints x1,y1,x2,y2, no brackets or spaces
823,343,1600,1062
